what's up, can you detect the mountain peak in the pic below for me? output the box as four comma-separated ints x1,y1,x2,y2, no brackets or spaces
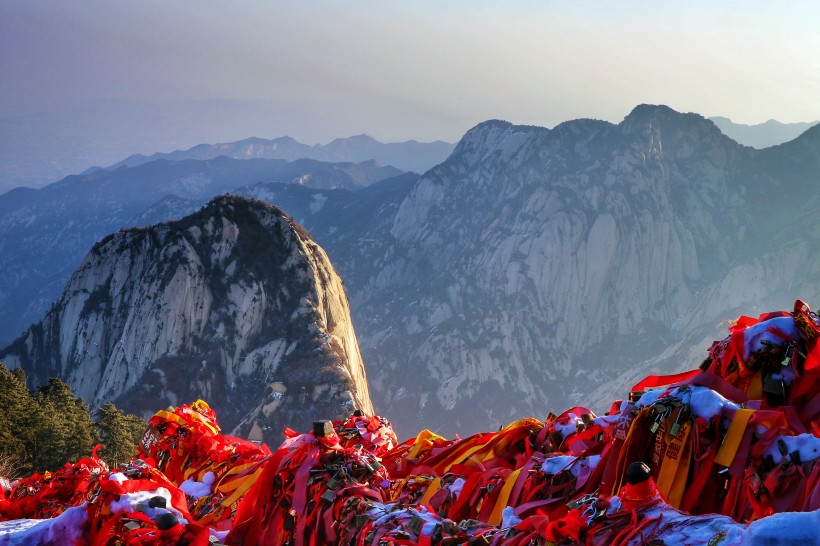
450,120,524,163
625,103,679,119
620,104,692,132
472,119,514,130
619,104,734,155
338,134,380,144
1,193,372,443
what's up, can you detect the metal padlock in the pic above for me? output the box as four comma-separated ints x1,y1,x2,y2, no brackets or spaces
441,521,460,535
763,376,785,398
566,498,583,510
321,489,336,503
649,409,666,433
326,475,340,490
313,420,334,438
782,345,794,367
669,407,686,437
566,494,591,510
408,515,426,536
669,421,681,437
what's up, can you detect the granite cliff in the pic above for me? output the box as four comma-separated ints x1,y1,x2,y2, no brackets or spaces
0,196,372,442
318,106,820,434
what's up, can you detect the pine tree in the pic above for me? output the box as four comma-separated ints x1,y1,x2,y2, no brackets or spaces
97,403,145,468
0,365,38,476
33,378,99,471
122,413,148,457
0,366,146,475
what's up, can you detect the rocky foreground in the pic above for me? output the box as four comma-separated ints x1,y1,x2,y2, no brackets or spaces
2,301,820,545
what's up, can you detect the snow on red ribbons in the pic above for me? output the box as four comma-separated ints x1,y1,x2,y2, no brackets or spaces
1,301,819,545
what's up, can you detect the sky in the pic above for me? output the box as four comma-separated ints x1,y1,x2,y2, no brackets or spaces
2,0,820,188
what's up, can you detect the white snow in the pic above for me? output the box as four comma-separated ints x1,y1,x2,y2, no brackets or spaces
541,455,577,475
633,389,668,409
541,455,600,477
108,472,128,483
593,414,621,428
634,385,741,421
501,506,522,528
741,508,820,545
553,413,583,438
447,477,465,499
763,434,820,464
742,316,798,361
179,471,215,498
108,487,188,525
685,386,740,420
0,505,87,545
210,528,230,542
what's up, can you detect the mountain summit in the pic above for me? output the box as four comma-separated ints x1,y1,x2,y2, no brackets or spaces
331,104,820,434
0,196,372,442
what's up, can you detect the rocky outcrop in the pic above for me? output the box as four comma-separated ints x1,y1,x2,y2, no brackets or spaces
0,195,372,443
320,105,820,436
0,157,402,346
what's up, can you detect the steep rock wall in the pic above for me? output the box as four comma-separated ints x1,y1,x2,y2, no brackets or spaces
1,195,372,443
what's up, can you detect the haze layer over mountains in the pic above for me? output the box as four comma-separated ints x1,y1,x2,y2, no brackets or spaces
2,105,820,436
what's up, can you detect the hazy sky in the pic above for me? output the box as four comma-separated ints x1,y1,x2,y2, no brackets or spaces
2,1,820,187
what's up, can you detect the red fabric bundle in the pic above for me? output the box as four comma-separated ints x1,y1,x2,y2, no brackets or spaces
2,302,819,545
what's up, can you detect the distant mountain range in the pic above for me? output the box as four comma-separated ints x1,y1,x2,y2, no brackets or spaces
3,105,820,438
5,114,819,193
709,116,820,148
90,135,453,178
0,130,453,194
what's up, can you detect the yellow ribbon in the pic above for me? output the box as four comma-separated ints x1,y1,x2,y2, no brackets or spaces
487,468,522,526
715,408,755,467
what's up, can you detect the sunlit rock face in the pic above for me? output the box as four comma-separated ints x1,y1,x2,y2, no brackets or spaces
333,105,820,436
0,195,373,443
0,156,404,348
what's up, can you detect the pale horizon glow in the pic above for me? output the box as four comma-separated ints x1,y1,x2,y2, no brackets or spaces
2,0,820,187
